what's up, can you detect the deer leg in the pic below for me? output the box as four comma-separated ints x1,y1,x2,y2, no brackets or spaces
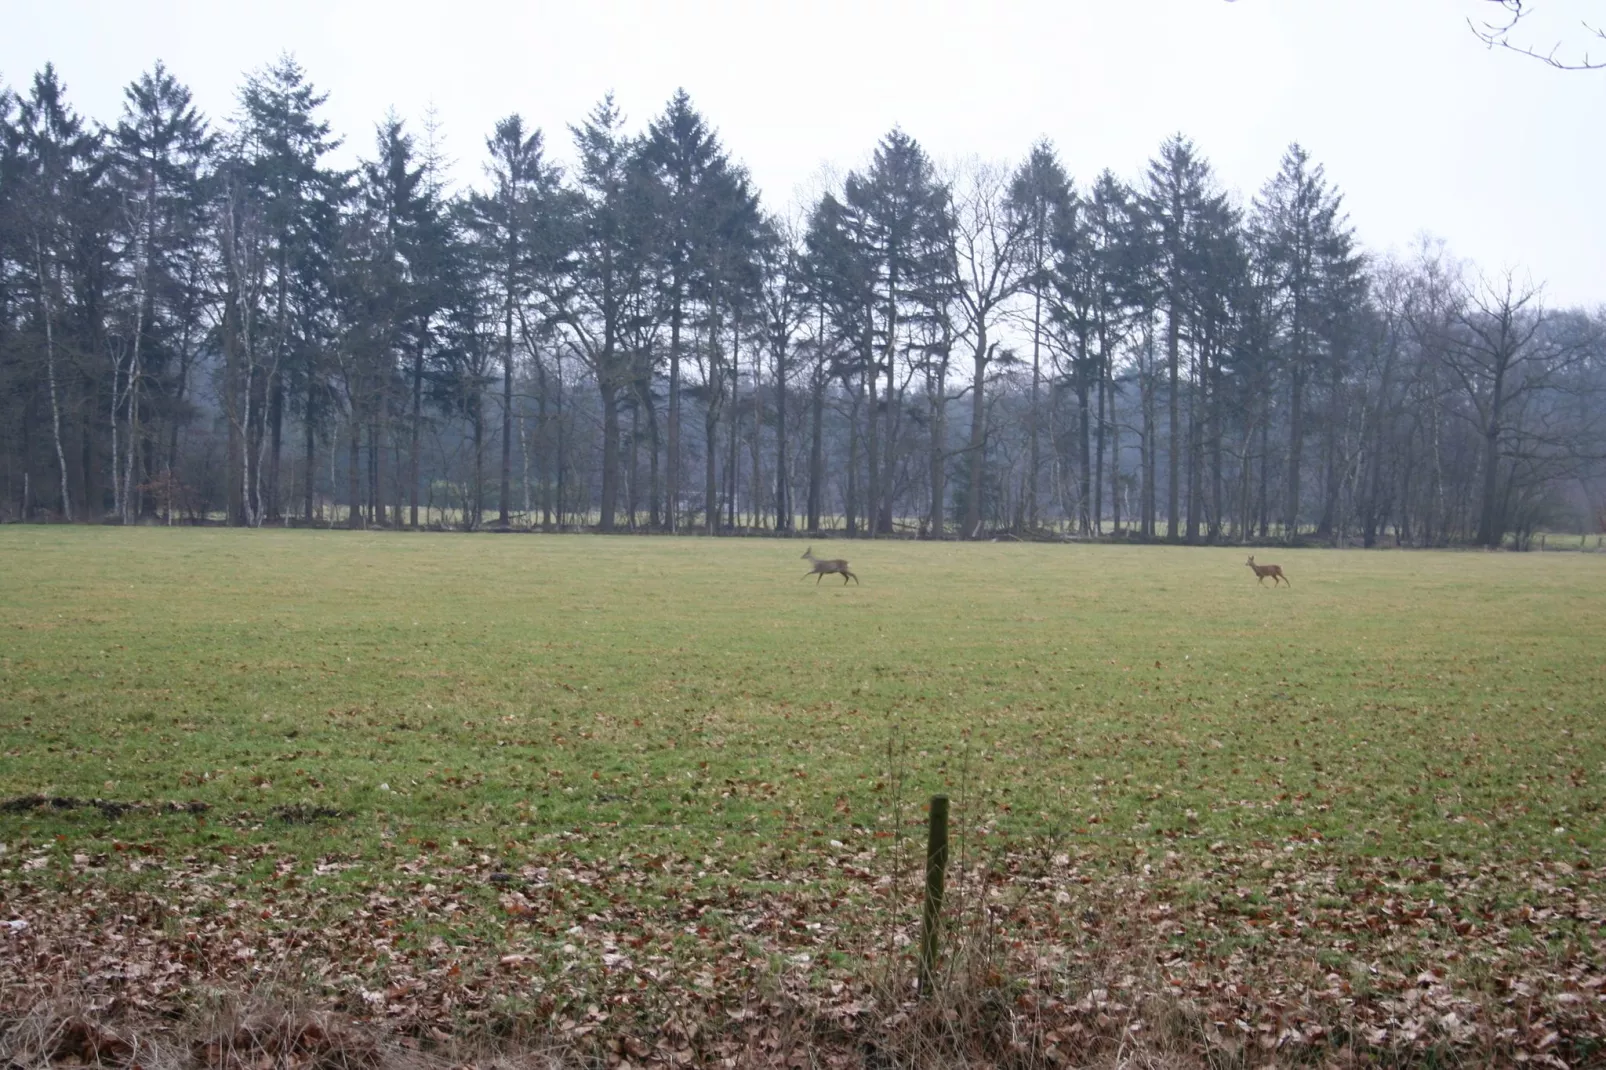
816,572,824,585
848,571,859,585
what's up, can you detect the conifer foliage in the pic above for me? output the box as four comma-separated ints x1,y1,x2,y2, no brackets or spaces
1,58,1602,545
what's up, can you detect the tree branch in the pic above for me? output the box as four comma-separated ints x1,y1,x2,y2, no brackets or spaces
1471,0,1606,70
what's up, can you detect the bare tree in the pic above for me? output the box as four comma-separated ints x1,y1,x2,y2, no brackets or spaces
1472,0,1606,68
1444,270,1599,546
950,159,1029,538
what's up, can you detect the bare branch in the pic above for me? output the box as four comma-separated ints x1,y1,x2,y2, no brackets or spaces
1470,0,1606,70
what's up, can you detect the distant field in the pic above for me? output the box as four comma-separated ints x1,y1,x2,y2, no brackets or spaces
2,529,1603,1065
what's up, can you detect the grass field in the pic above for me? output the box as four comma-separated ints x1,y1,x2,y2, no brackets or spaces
2,529,1603,1066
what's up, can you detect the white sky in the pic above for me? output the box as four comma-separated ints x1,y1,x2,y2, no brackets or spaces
5,0,1604,305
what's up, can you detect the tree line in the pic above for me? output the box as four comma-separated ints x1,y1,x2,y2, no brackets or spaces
2,57,1603,547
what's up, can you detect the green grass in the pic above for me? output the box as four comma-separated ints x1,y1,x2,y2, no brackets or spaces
2,528,1603,1058
3,528,1601,860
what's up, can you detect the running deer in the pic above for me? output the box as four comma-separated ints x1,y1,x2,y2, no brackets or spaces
1245,555,1289,587
802,546,858,585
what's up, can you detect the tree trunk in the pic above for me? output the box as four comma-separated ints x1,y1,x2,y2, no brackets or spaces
21,402,34,520
845,371,861,536
808,375,824,535
553,364,566,528
1141,318,1157,537
1029,289,1043,527
1186,342,1203,544
963,324,988,539
224,299,243,526
1478,400,1505,548
774,332,789,532
627,399,640,529
1094,337,1108,537
1285,367,1305,542
928,363,948,538
1318,344,1343,540
878,338,898,536
864,326,879,539
410,336,423,528
637,377,661,530
1076,348,1092,535
727,325,740,531
471,394,484,530
1208,342,1224,542
119,237,151,523
373,396,387,527
1166,298,1181,540
303,378,316,522
1108,366,1121,536
599,379,620,531
268,374,284,520
1257,413,1271,539
667,296,683,532
33,241,72,521
81,375,98,519
536,361,551,530
500,296,514,528
347,414,362,529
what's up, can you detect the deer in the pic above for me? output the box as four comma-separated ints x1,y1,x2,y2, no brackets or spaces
802,546,858,585
1245,555,1289,587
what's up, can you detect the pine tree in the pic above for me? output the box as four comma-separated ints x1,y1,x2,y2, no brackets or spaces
643,90,729,532
841,129,952,535
564,95,654,532
229,54,344,525
759,218,807,532
340,115,447,528
1140,135,1225,540
13,65,107,520
691,162,764,535
800,192,870,533
1082,171,1143,536
464,114,568,529
0,86,21,517
1252,143,1356,543
107,62,214,523
1008,141,1072,530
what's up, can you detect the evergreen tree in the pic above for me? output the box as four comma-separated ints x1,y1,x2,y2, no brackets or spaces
802,190,875,534
1082,171,1143,535
339,115,446,528
842,129,952,535
464,113,568,528
759,217,807,532
691,161,765,534
563,94,654,532
12,65,108,520
227,54,344,525
1140,135,1226,539
643,90,728,532
1252,143,1357,542
106,62,214,522
1008,141,1072,529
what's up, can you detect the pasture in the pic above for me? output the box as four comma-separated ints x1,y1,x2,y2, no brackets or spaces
1,529,1603,1065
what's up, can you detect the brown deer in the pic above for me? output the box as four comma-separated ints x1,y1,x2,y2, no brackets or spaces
802,546,858,585
1245,555,1289,587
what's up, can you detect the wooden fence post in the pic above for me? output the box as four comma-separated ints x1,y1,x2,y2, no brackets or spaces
918,794,950,997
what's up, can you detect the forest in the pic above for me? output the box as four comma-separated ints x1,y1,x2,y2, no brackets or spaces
2,56,1603,548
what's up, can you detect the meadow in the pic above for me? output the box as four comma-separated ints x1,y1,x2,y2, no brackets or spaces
1,529,1602,1066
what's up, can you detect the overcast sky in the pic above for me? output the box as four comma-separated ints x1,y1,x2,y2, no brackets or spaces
4,0,1603,305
